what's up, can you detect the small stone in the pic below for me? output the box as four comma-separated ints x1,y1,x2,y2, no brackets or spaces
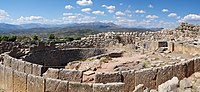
180,78,192,90
84,71,95,76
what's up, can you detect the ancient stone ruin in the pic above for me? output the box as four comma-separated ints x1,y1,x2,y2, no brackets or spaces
1,23,200,92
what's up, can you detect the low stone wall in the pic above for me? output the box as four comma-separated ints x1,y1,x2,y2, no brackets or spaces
0,63,124,92
0,41,21,54
174,42,200,55
22,48,106,67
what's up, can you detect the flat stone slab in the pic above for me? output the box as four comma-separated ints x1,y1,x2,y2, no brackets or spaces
69,82,93,92
93,83,124,92
59,69,82,82
94,72,122,83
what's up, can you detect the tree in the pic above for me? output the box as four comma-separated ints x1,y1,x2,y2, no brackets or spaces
33,35,39,41
8,36,17,42
65,36,74,42
48,34,55,40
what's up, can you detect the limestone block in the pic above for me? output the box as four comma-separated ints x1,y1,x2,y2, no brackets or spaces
59,69,82,82
121,70,135,92
27,74,45,92
10,58,18,70
45,78,60,92
184,60,194,77
194,58,200,72
93,83,124,92
3,54,11,67
45,78,68,92
0,64,4,90
17,60,25,72
13,70,27,92
173,62,186,80
156,65,173,87
55,81,68,92
94,72,122,83
180,78,192,90
32,64,42,76
24,62,32,74
4,67,13,92
43,68,60,79
135,68,157,89
68,82,93,92
158,77,179,92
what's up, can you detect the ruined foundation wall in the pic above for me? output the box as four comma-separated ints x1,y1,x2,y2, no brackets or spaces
174,43,200,55
23,48,106,67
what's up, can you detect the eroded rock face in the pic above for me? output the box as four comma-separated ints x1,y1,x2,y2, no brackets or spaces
158,77,179,92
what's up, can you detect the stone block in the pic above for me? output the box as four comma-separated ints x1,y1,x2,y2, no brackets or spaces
93,83,124,92
156,65,173,87
59,69,82,82
94,72,122,83
184,60,194,77
135,68,157,89
173,62,186,80
43,68,60,79
69,82,93,92
121,70,135,92
194,58,200,72
45,78,68,92
24,62,32,74
4,67,13,92
32,64,41,76
10,58,18,70
0,64,4,90
3,54,11,67
55,81,68,92
17,60,25,72
13,70,27,92
27,74,45,92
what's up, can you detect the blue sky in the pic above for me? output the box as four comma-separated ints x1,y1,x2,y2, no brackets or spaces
0,0,199,28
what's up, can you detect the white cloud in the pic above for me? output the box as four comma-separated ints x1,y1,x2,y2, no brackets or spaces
76,0,93,6
0,9,9,20
65,5,73,9
102,5,115,13
115,11,125,16
63,13,73,16
135,10,145,14
81,8,92,14
63,13,96,23
168,13,180,19
146,15,159,19
180,14,200,23
162,9,169,12
148,4,153,8
92,11,105,15
16,16,45,24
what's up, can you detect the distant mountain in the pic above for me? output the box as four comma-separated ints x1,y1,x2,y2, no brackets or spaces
0,23,23,32
0,22,163,36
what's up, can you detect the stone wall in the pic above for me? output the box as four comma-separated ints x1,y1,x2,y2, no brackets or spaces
174,42,200,55
22,48,106,68
0,41,21,54
0,62,125,92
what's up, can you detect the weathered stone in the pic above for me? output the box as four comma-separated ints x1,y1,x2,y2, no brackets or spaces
93,83,124,92
133,84,145,92
184,60,194,77
158,77,179,92
135,68,157,89
194,58,200,72
11,58,19,70
0,64,4,90
94,72,122,83
43,68,60,79
173,62,186,80
27,74,45,92
180,78,192,90
17,60,25,72
3,54,11,67
32,64,42,76
45,78,60,92
13,70,27,92
59,69,82,82
55,81,68,92
4,67,13,92
69,82,93,92
24,62,32,74
121,70,135,92
156,65,173,87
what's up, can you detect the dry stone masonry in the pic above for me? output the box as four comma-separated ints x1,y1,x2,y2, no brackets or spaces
0,23,200,92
